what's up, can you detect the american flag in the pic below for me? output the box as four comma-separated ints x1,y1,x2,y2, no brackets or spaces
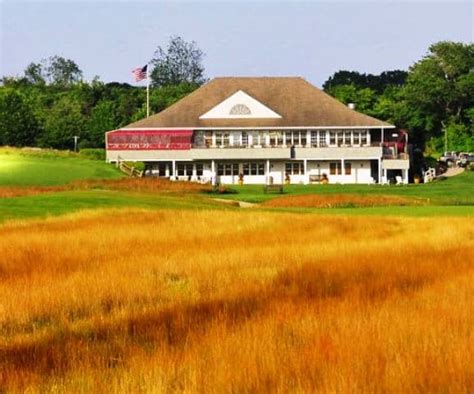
132,64,147,82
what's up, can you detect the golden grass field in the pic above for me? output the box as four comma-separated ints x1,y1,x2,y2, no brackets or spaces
0,209,473,393
262,193,426,208
0,178,211,198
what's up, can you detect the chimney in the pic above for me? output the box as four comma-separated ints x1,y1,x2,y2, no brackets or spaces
348,103,356,110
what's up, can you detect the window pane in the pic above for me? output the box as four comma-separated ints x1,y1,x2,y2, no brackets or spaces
251,163,257,175
337,132,343,146
243,163,250,175
196,164,203,176
301,131,307,146
217,163,224,176
233,163,239,175
344,162,351,175
330,131,336,145
330,162,336,175
258,162,264,175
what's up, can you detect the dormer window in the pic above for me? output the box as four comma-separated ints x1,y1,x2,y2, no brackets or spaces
229,104,251,115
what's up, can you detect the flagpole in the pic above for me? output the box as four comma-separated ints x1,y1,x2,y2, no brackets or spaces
146,64,150,118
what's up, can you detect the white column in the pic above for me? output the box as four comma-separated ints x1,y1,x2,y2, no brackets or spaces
211,160,216,185
381,128,384,144
212,132,216,147
266,159,270,184
378,159,382,184
229,133,234,146
350,131,354,146
172,160,176,181
341,159,345,183
304,159,308,184
367,130,371,146
248,133,253,147
403,169,409,184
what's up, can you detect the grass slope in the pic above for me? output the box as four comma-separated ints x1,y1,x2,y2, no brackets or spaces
0,149,122,186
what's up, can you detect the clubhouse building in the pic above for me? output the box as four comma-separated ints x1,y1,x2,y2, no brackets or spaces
106,77,410,184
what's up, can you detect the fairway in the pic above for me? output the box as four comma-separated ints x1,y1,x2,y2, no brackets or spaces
0,149,123,186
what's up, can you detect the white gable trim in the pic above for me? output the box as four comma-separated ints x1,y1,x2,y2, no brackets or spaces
199,90,282,119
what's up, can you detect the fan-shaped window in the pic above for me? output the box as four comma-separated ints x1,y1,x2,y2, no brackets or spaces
229,104,251,115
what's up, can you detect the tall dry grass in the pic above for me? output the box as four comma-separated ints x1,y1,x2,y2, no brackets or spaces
263,193,425,208
0,210,473,392
0,178,211,198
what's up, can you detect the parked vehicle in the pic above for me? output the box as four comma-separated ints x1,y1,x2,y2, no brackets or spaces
458,153,474,168
439,151,460,166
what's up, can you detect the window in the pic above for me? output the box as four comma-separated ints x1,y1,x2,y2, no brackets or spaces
319,131,327,147
217,163,239,176
353,131,361,146
285,162,304,175
337,132,343,147
285,131,307,147
329,131,337,146
311,130,326,148
269,132,283,147
361,131,368,145
177,163,193,176
343,131,351,145
196,163,203,176
229,104,251,115
344,162,352,175
329,162,342,175
243,162,265,175
204,132,212,148
215,132,230,147
241,132,248,146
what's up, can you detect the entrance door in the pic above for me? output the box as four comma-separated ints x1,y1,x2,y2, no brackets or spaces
158,162,170,177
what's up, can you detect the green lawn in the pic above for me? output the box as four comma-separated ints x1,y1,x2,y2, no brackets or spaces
0,149,123,186
0,190,227,222
1,148,473,222
213,170,474,205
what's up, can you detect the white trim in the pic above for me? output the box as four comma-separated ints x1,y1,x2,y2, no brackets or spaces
199,90,282,119
117,125,395,131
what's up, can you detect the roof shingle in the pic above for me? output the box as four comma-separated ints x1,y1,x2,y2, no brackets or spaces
123,77,393,129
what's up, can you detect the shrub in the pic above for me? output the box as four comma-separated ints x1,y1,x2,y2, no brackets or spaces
79,148,106,161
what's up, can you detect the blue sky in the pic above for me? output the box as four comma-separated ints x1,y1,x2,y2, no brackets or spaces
1,1,473,87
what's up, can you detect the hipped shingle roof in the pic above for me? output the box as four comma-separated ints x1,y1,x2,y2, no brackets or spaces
123,77,393,129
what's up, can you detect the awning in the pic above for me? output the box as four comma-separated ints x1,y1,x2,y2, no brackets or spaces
106,129,193,150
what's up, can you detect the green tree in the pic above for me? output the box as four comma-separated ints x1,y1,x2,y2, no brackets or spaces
402,41,474,148
327,84,377,114
150,36,206,87
0,89,40,146
87,100,117,147
22,56,83,87
40,95,86,149
47,56,83,87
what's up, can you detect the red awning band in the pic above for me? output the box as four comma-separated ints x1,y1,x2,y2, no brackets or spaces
107,129,193,150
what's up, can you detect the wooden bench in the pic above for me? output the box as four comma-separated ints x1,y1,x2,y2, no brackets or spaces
309,174,323,183
263,184,284,194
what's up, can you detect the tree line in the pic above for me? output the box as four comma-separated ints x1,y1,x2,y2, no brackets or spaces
0,38,472,154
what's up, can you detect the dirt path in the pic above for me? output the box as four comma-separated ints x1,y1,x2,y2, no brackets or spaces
441,167,465,177
212,198,256,208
